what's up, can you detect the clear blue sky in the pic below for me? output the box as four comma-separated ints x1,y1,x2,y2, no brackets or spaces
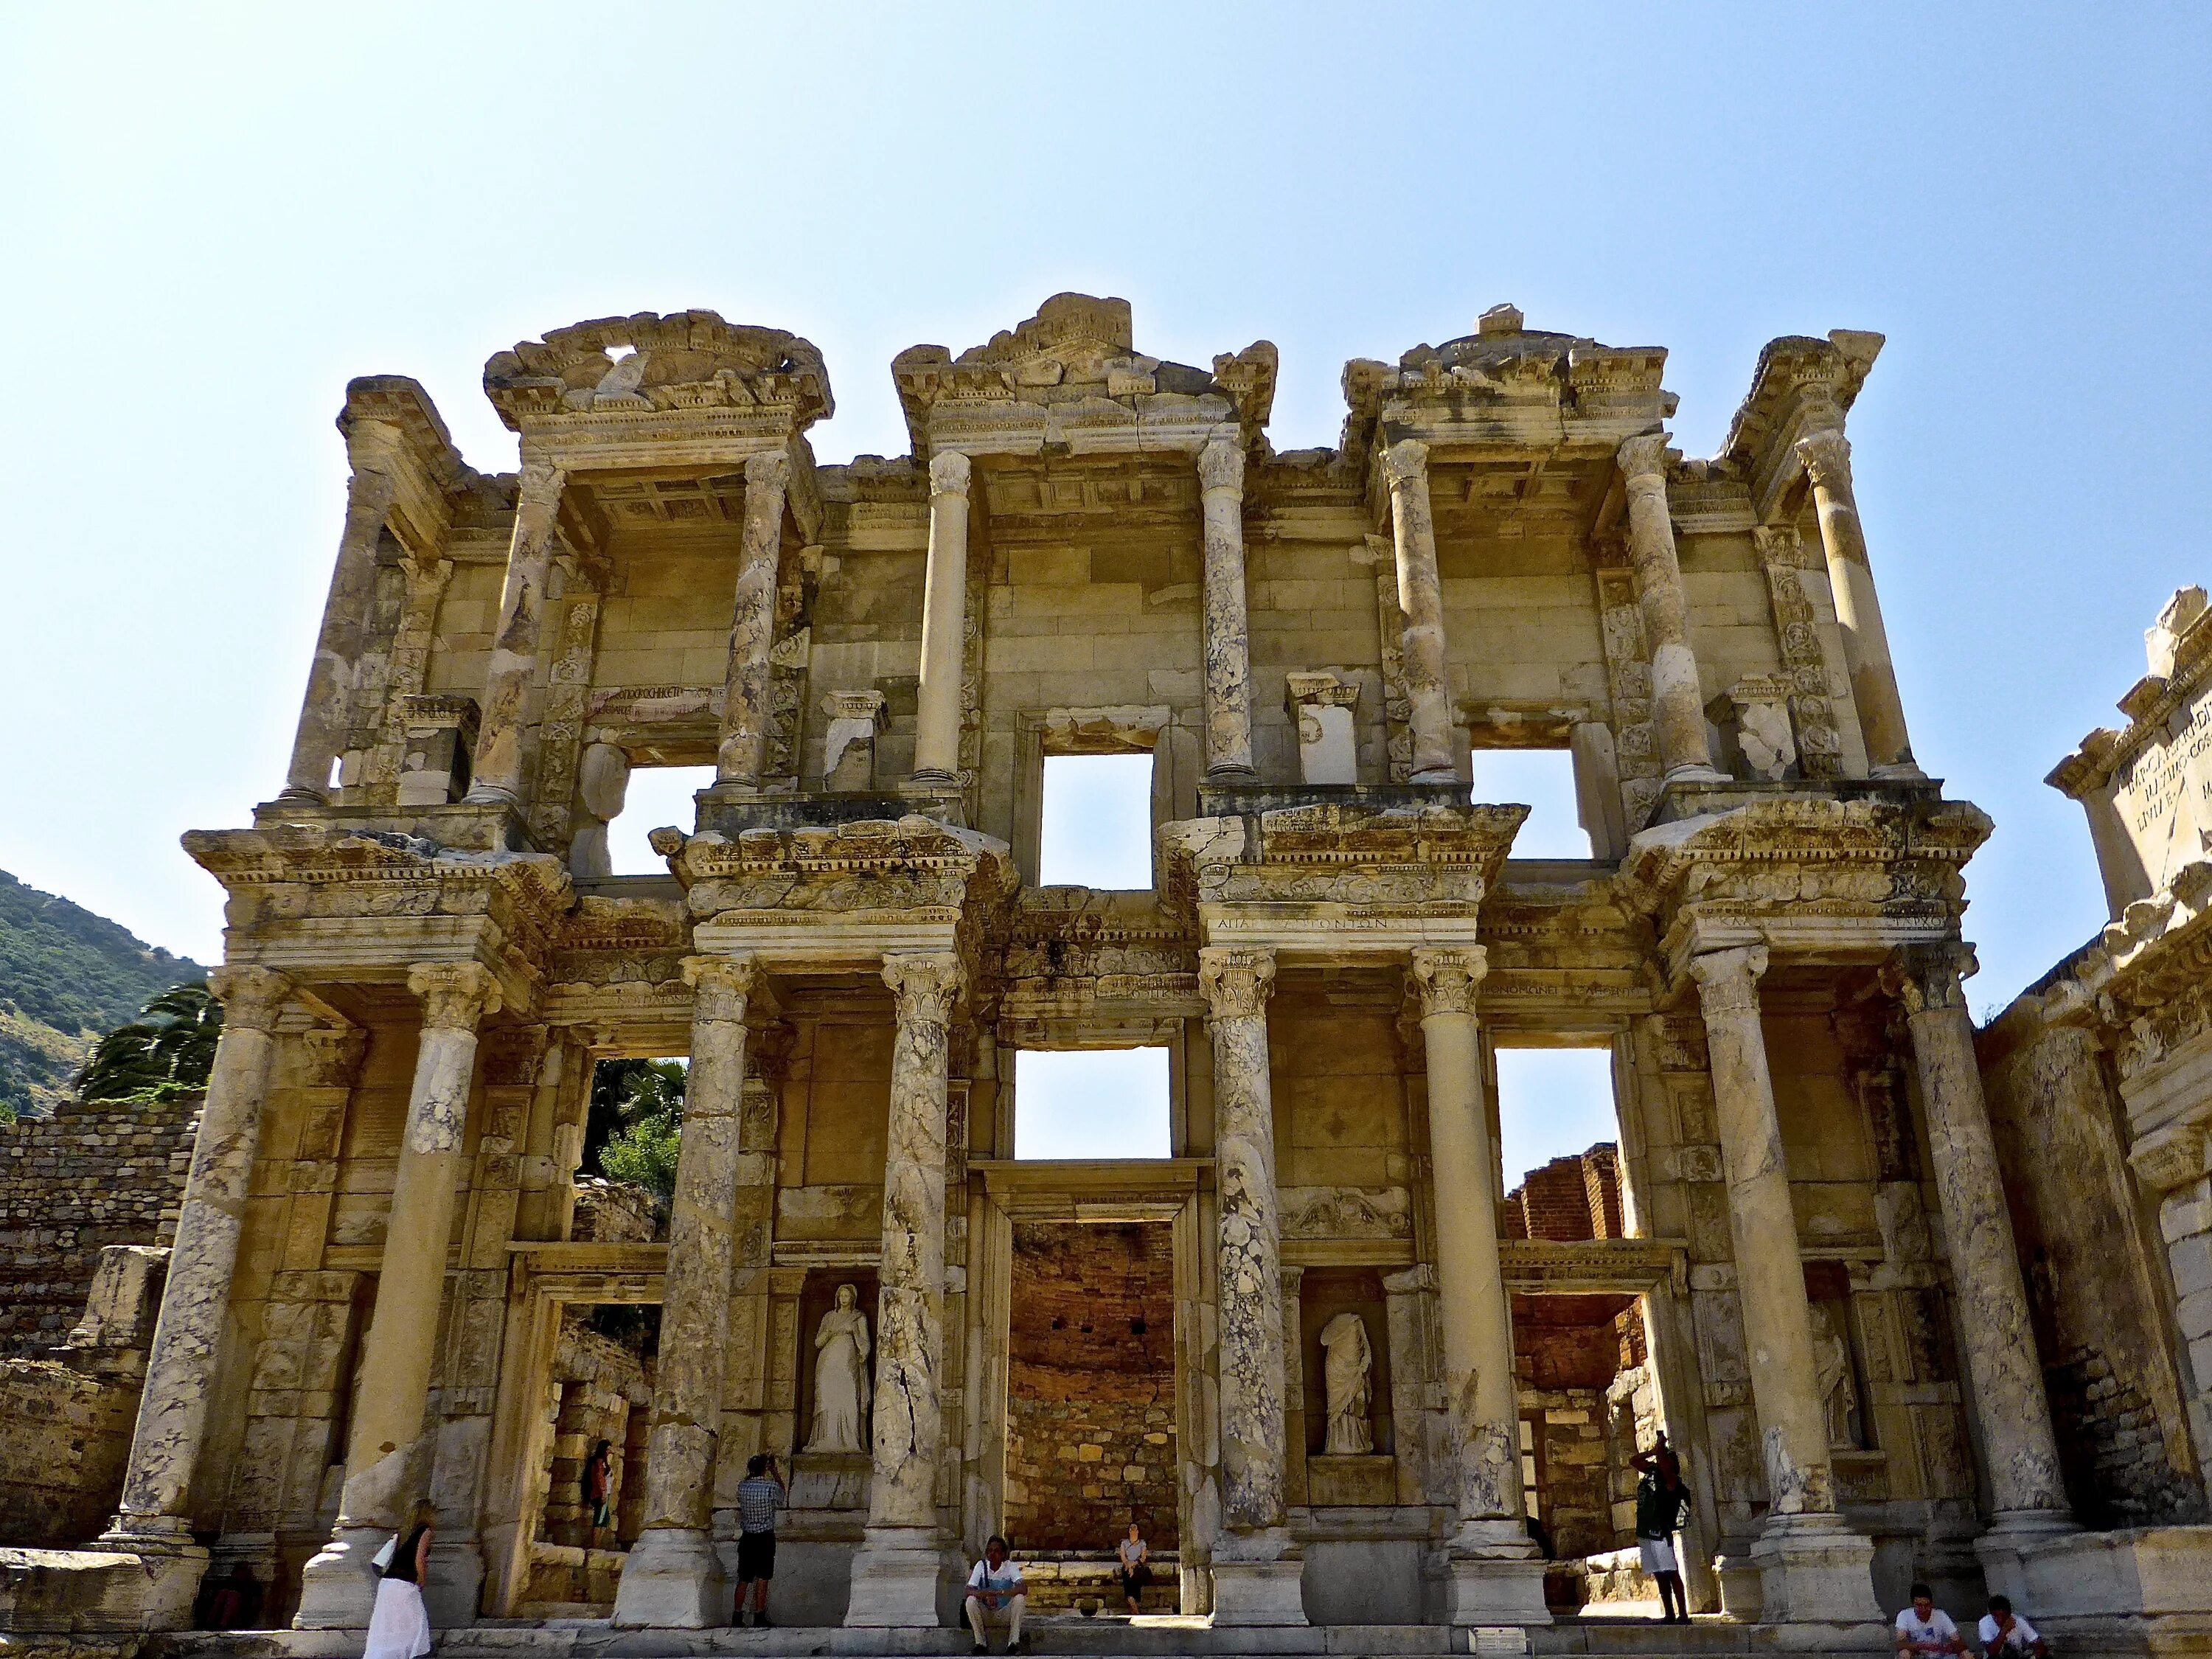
5,3,2208,1062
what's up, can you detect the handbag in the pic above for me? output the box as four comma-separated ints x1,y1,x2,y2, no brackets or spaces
370,1533,398,1576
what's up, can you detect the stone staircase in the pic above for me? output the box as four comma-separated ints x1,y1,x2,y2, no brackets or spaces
1013,1551,1180,1617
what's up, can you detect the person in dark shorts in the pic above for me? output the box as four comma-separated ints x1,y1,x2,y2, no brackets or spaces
734,1453,786,1627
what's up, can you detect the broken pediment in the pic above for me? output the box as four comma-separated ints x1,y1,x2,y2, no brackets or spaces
484,309,833,432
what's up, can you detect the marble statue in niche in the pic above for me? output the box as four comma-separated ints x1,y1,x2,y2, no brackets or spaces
1811,1301,1862,1450
805,1282,873,1453
1318,1311,1374,1455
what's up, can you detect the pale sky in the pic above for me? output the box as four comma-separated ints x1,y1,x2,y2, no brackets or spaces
5,5,2208,1119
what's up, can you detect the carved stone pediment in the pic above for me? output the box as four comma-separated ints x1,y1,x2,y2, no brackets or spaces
484,310,832,430
1282,1185,1412,1241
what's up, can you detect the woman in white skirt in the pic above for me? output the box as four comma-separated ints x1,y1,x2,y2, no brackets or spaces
364,1500,436,1659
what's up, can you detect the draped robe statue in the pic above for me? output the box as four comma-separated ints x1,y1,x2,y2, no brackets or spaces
806,1282,872,1453
1318,1311,1374,1455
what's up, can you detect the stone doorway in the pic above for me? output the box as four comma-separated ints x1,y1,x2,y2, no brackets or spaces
1003,1220,1180,1613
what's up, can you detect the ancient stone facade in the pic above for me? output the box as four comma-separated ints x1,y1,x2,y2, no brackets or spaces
27,295,2210,1649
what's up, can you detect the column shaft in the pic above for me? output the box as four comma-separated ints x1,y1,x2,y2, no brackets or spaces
1687,947,1834,1517
1889,947,2071,1521
1618,435,1722,784
1199,436,1256,782
467,460,566,804
613,956,759,1627
1409,950,1528,1546
1382,440,1458,783
912,452,972,785
1796,428,1916,776
283,461,400,800
716,453,790,786
295,963,500,1630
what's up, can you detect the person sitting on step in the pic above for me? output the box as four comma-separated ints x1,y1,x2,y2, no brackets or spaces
965,1535,1026,1655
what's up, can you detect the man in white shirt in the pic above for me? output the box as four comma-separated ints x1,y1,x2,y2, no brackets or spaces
1896,1582,1967,1658
965,1535,1026,1655
1979,1596,2046,1658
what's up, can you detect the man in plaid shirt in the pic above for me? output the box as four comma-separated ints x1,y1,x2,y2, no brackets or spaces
733,1453,786,1627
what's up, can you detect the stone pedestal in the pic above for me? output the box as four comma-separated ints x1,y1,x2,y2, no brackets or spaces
1746,1512,1885,1626
296,964,499,1630
716,452,790,787
1381,440,1459,785
1618,434,1725,785
911,453,972,787
1797,427,1919,778
612,955,759,1629
844,1526,950,1628
97,967,293,1630
1199,434,1256,782
465,459,566,806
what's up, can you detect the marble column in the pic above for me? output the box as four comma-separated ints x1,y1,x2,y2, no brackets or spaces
97,967,293,1627
1408,948,1549,1624
1381,440,1459,784
296,963,501,1630
1197,946,1304,1625
714,451,790,788
1886,945,2074,1580
1795,428,1918,777
466,459,566,806
1687,946,1879,1622
1618,434,1725,785
911,451,973,787
1198,434,1256,782
282,456,401,801
846,950,963,1627
613,955,759,1627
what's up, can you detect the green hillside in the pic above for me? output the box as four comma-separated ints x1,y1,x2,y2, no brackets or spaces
0,869,209,1118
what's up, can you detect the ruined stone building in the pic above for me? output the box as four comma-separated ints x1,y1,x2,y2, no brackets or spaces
21,295,2212,1649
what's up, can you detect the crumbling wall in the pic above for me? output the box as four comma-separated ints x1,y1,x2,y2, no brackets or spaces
0,1093,198,1357
1979,1015,2206,1525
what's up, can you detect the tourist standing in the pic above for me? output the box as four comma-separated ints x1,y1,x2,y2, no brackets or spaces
734,1453,787,1627
1629,1436,1692,1623
1116,1522,1151,1614
581,1439,613,1533
364,1500,435,1659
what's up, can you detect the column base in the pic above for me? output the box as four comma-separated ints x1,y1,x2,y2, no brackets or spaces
1439,1556,1552,1627
1747,1512,1884,1627
1209,1528,1306,1627
292,1525,383,1630
1973,1509,2081,1607
1663,762,1731,786
93,1519,205,1632
1870,759,1927,781
844,1526,948,1627
424,1537,487,1629
611,1526,728,1628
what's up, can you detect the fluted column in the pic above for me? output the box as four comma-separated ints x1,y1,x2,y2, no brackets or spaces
282,453,401,801
296,963,501,1630
1408,949,1550,1620
911,452,973,787
715,452,791,787
1795,428,1917,777
1688,946,1878,1621
466,459,567,805
1885,946,2073,1554
1198,434,1256,782
613,955,760,1627
846,951,963,1627
97,968,293,1627
1382,440,1458,783
1618,434,1725,785
1198,947,1304,1624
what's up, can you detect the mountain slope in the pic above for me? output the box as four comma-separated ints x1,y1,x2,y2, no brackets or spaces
0,869,208,1116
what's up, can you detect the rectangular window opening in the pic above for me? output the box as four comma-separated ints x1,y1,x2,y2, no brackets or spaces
1039,752,1155,889
1494,1045,1623,1238
1012,1046,1172,1161
1470,748,1591,860
581,1056,689,1229
606,765,717,876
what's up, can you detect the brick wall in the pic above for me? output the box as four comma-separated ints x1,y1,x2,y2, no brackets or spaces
1004,1222,1178,1553
0,1091,198,1357
1503,1144,1621,1243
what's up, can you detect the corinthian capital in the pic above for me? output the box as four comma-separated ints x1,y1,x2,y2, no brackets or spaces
744,448,791,493
515,456,567,512
406,961,503,1032
1616,432,1670,487
1381,438,1430,492
928,450,973,499
206,967,293,1034
1197,946,1276,1021
684,952,763,1025
1795,427,1854,493
1881,942,1977,1018
1410,947,1488,1018
1686,945,1770,1020
883,951,964,1027
1197,434,1245,495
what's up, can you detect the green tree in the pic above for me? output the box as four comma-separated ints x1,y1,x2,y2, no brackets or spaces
589,1057,686,1200
74,982,222,1102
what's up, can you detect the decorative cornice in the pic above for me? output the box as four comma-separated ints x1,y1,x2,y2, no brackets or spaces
484,310,831,434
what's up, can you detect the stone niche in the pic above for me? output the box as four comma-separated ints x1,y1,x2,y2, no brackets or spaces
1298,1267,1394,1507
789,1267,881,1512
